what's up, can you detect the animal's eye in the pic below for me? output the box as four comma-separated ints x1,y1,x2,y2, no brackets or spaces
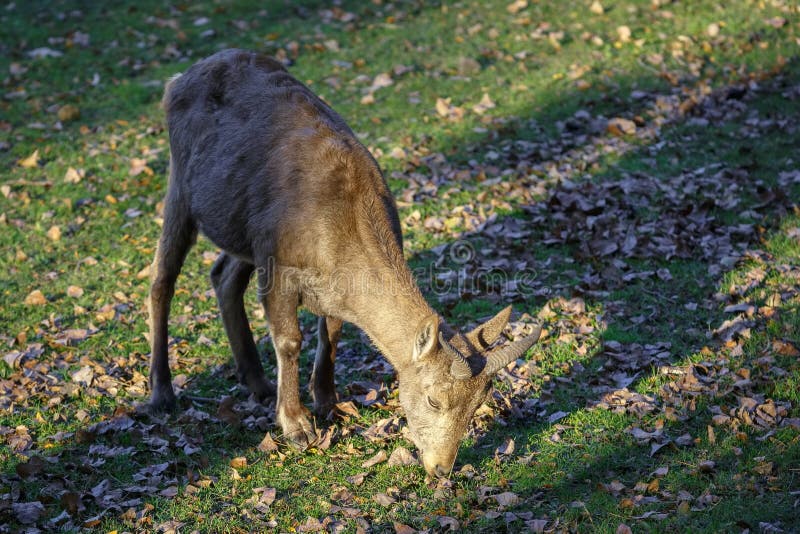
426,395,441,410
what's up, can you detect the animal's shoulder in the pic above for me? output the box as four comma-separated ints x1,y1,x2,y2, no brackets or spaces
163,49,297,115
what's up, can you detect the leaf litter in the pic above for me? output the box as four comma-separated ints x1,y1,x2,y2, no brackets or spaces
2,1,799,531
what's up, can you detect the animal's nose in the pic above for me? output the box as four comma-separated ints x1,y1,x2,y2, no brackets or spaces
422,452,454,478
423,458,450,478
434,464,448,478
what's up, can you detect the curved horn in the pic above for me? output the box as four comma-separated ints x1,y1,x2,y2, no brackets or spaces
439,332,473,380
484,325,542,376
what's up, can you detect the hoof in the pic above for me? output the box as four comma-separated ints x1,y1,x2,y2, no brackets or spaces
148,386,177,413
238,368,276,401
278,409,316,450
284,427,318,450
310,380,337,418
312,396,337,419
248,376,277,402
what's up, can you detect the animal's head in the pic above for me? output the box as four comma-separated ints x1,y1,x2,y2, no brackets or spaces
397,306,541,477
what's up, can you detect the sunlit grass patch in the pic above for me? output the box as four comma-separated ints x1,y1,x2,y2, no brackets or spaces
2,0,799,531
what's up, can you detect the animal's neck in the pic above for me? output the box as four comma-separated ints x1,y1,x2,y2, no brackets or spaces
324,179,436,367
341,209,435,367
348,261,435,368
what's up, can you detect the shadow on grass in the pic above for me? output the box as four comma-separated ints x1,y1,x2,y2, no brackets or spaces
441,74,800,530
1,1,799,531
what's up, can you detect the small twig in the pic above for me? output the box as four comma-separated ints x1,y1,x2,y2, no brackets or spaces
641,287,677,301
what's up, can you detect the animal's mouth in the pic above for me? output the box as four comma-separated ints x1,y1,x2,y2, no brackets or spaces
421,453,456,478
431,464,451,478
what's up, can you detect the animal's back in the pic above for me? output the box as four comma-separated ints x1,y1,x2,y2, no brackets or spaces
161,49,366,261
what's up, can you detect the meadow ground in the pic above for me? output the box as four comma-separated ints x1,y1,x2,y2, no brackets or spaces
1,1,799,532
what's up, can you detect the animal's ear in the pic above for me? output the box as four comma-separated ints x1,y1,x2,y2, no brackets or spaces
412,315,439,361
466,306,512,349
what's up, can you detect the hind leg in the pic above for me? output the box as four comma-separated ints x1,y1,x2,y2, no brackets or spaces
148,190,196,411
311,316,342,417
210,252,274,400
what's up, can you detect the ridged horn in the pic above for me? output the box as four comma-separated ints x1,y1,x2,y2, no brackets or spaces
439,332,473,380
483,325,542,376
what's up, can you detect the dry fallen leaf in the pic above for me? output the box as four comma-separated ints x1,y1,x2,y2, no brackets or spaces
13,501,45,525
230,456,248,469
527,519,550,533
61,491,82,515
217,396,241,426
254,486,277,507
8,426,33,452
387,446,418,467
764,16,786,28
136,264,152,279
129,157,153,177
651,466,669,478
753,461,773,475
362,449,388,468
607,118,636,136
346,472,367,486
64,166,84,183
257,432,278,453
435,97,452,117
312,427,334,450
67,285,84,298
773,340,799,357
506,0,527,14
457,56,481,76
437,515,460,531
374,493,397,506
71,366,94,386
17,149,40,168
723,303,756,315
47,225,62,241
698,460,715,473
495,437,515,456
433,97,465,122
548,410,568,423
160,486,179,498
369,72,393,92
472,92,496,115
335,400,360,418
601,480,626,495
58,104,80,122
493,491,520,507
24,289,47,306
15,456,46,478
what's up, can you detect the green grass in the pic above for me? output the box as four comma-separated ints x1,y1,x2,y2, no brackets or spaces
2,0,800,532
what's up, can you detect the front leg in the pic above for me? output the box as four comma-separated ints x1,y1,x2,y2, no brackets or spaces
259,269,315,448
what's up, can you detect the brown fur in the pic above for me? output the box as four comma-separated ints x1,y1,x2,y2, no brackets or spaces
147,50,539,477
